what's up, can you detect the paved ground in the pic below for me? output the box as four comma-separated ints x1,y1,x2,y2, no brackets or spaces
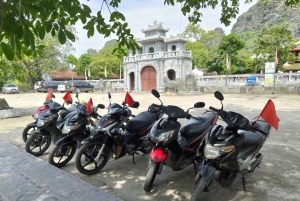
0,91,300,201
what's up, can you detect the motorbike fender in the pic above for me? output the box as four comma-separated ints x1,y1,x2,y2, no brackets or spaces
81,132,109,145
55,135,76,146
200,160,221,181
150,147,168,163
27,122,37,128
31,130,51,136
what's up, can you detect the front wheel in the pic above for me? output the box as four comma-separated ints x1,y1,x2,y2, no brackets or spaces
25,134,52,156
75,142,110,175
189,178,211,201
48,144,77,168
144,160,159,192
22,125,36,142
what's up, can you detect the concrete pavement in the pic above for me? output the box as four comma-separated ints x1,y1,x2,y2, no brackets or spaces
0,92,300,201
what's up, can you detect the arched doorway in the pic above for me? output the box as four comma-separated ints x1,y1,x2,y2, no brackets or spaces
129,72,134,91
167,69,176,80
141,66,157,91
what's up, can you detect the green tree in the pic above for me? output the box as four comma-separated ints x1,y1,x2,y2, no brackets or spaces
89,40,128,79
74,53,92,79
5,0,300,61
185,41,208,69
253,25,295,68
67,55,78,69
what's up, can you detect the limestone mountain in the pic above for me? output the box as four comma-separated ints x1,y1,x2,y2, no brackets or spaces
231,0,300,37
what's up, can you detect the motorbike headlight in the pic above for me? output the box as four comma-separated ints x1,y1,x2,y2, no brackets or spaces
36,118,52,127
204,141,235,159
155,130,175,142
33,113,40,120
62,124,80,134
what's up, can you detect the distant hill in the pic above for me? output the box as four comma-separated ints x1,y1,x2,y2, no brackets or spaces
230,0,300,56
231,0,300,37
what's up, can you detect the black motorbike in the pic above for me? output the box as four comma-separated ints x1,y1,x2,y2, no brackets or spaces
47,94,105,168
189,91,279,201
25,95,75,156
143,89,218,192
75,92,164,175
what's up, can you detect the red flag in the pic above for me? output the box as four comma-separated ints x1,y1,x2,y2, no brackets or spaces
259,99,279,130
124,92,134,107
86,98,93,113
63,91,73,105
45,88,52,101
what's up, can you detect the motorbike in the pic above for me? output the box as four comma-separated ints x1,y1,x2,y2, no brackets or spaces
74,92,164,175
143,89,218,192
22,96,76,142
25,94,75,156
48,93,105,168
189,91,279,201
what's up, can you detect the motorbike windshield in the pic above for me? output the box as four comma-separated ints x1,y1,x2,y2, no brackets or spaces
107,103,123,115
225,111,250,130
162,105,188,118
47,101,61,110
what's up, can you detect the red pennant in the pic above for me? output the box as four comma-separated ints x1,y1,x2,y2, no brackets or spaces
63,91,73,105
45,88,52,101
86,98,93,113
124,92,134,107
258,99,279,130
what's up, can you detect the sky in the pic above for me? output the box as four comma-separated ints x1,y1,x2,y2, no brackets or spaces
73,0,257,57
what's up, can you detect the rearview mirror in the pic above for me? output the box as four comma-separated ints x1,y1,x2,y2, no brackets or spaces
131,101,140,108
151,89,160,98
97,104,105,109
214,91,224,101
108,92,111,99
194,102,205,108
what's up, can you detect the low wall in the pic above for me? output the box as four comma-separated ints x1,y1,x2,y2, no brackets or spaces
198,85,300,94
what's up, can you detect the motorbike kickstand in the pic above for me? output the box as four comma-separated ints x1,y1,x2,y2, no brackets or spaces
193,161,198,175
242,176,248,191
131,151,139,164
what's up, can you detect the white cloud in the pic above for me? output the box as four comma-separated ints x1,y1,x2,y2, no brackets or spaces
74,0,256,57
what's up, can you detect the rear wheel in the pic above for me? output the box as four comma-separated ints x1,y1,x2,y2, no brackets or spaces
48,144,77,168
22,125,36,142
25,134,52,156
189,178,211,201
144,160,159,192
75,142,110,175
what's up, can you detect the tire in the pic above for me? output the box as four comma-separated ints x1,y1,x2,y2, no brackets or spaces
25,134,52,156
22,125,36,142
48,143,77,168
144,160,159,192
75,88,80,93
189,178,210,201
75,141,110,175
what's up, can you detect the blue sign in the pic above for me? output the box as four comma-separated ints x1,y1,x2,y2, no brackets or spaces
246,76,257,85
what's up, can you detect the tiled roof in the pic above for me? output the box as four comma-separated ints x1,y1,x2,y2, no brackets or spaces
49,70,85,80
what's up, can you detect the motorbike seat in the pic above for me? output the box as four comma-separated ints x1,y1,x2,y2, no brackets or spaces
126,111,157,133
180,112,215,138
238,130,265,147
252,119,271,134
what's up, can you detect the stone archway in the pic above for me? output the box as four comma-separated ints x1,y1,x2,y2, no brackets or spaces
167,69,176,80
129,72,134,91
141,66,157,91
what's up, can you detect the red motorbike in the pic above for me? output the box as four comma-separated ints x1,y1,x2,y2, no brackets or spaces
143,89,218,192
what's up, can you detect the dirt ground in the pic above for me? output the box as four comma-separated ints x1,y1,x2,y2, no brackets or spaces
1,91,300,201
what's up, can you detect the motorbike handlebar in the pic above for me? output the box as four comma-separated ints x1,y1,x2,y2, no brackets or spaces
209,106,219,112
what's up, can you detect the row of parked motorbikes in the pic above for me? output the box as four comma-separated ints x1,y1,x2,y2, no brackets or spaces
23,89,278,201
